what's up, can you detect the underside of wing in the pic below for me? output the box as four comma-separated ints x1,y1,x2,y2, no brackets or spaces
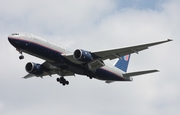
41,61,74,76
23,61,75,79
23,73,35,79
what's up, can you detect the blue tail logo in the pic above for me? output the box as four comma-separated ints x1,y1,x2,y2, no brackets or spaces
114,54,131,72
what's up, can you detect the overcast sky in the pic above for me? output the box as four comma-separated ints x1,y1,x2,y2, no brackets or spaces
0,0,180,115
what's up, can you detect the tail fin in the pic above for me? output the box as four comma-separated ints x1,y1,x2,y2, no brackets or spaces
114,54,131,72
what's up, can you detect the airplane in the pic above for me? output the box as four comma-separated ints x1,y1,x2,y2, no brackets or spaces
8,33,172,86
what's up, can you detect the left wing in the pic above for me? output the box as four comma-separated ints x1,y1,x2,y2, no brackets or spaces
64,39,172,63
92,39,172,60
23,61,75,79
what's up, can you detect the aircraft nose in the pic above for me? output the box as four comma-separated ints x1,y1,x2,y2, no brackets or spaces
8,36,14,43
8,36,17,46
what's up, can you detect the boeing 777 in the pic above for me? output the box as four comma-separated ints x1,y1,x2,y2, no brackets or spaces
8,33,172,86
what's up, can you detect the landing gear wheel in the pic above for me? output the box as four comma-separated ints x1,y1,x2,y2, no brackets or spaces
56,78,60,82
19,55,24,60
66,81,69,85
56,77,69,86
17,49,24,60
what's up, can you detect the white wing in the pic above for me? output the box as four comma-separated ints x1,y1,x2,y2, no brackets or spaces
64,39,172,63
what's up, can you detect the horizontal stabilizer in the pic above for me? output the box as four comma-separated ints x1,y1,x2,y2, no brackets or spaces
123,69,159,77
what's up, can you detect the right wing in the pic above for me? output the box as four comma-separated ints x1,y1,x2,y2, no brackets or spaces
23,61,75,79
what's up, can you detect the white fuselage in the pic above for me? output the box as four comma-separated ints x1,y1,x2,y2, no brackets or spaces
8,33,130,82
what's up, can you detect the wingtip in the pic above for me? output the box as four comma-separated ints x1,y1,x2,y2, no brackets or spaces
156,70,160,72
167,39,173,41
22,76,28,79
23,74,35,79
152,69,159,73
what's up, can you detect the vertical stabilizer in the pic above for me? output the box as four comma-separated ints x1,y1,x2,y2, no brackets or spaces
114,54,131,72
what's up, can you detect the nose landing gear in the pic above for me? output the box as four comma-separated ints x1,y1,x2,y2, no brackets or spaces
56,77,69,86
17,49,24,60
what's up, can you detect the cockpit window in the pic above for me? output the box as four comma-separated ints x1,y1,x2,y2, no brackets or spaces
12,33,19,35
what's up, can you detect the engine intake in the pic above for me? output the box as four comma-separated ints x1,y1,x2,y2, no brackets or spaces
25,62,44,76
73,49,93,62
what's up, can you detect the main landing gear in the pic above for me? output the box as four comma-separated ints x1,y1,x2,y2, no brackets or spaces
17,49,24,60
56,77,69,86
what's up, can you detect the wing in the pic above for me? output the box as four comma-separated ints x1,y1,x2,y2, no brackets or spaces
64,39,172,63
23,61,75,79
92,39,172,60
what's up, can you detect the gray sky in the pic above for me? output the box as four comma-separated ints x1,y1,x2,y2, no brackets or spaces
0,0,180,115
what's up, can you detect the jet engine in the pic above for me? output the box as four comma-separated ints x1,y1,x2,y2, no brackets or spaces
73,49,93,62
25,62,44,76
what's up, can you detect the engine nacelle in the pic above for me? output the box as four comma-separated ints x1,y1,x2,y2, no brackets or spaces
73,49,93,62
25,62,44,76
